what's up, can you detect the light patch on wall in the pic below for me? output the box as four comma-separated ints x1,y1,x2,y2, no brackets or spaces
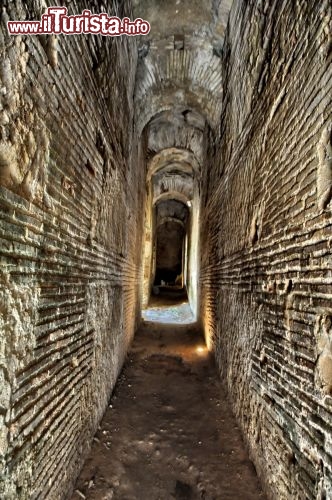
317,125,332,210
249,202,264,246
47,35,59,68
0,142,20,188
0,270,40,375
20,121,52,207
315,312,332,396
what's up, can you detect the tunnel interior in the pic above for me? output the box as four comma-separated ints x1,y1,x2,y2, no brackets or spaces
154,220,184,286
153,199,188,287
141,107,202,316
0,0,332,499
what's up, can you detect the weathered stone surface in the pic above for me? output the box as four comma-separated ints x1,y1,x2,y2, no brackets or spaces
200,1,332,498
0,1,143,498
1,0,331,498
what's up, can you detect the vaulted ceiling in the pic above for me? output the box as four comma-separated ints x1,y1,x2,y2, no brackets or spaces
134,0,233,248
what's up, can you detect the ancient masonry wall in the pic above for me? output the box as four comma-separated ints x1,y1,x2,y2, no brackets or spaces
0,1,144,498
200,0,332,498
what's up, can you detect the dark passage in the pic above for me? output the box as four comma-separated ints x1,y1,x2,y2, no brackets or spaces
71,312,265,500
154,200,188,287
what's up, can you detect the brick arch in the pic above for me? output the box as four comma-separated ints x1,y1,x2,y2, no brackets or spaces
135,46,223,135
147,147,199,181
154,191,190,207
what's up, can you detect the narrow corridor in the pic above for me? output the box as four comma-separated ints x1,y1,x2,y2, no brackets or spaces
1,1,331,498
71,299,265,500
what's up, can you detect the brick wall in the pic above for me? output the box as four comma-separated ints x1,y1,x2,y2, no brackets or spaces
0,1,144,498
200,1,332,498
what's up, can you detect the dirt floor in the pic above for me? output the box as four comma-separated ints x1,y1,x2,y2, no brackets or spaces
71,298,266,500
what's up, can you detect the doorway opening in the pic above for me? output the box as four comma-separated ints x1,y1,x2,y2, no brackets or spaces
154,220,185,289
143,198,194,324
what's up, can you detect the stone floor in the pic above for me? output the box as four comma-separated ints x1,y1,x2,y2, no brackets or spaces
142,292,195,324
71,298,266,500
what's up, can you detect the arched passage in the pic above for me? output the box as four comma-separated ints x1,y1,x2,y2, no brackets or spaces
2,1,329,498
140,104,206,314
154,218,186,286
141,147,201,315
